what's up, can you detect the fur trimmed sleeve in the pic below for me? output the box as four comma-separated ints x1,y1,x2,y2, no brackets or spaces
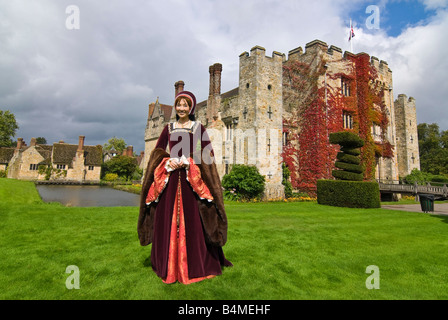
138,147,170,246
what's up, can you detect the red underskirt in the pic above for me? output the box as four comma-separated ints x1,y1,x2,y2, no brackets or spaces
162,174,215,285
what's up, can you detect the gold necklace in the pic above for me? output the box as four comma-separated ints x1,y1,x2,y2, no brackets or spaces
177,120,190,128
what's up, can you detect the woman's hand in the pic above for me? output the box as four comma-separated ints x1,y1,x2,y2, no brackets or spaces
168,159,186,170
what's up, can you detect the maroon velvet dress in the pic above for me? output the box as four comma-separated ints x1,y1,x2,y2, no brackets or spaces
148,121,232,284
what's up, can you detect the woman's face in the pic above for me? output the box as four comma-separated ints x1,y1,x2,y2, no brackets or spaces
175,98,191,120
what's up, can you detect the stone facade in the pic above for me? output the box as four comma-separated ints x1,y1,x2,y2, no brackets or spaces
394,94,421,177
143,39,420,198
5,136,102,182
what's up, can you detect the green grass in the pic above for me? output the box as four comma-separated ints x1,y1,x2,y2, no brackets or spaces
1,178,448,299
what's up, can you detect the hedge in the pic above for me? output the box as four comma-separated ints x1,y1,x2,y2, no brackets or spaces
329,131,364,148
331,170,363,181
336,152,361,165
341,147,361,156
334,161,363,174
317,180,380,208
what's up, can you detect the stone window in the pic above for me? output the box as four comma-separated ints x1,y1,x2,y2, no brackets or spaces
282,132,288,146
88,166,94,170
29,164,38,171
341,78,351,97
267,84,272,90
225,123,233,141
343,112,353,129
57,164,66,170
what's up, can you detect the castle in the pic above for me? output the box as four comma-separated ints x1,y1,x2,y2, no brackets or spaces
144,39,420,199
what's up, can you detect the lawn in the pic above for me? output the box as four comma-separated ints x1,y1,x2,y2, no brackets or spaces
1,178,448,300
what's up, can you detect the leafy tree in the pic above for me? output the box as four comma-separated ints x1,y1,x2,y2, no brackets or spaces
101,155,137,180
417,123,448,175
36,137,47,144
0,110,19,147
103,137,127,154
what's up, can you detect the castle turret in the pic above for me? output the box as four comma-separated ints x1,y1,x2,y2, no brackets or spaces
238,46,285,199
394,94,420,178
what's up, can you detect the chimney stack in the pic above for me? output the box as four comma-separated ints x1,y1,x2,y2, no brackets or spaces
127,145,134,157
77,136,85,153
30,137,37,147
175,81,185,97
207,63,223,123
213,63,222,95
16,138,23,150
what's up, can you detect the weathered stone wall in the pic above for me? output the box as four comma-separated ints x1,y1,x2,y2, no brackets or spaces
394,94,420,178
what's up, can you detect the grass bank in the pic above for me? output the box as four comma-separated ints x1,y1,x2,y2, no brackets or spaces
1,178,448,299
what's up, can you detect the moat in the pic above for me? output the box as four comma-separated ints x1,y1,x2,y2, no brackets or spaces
36,185,140,207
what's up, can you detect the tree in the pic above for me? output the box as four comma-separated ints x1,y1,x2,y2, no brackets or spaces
417,123,448,175
0,110,19,147
103,137,127,153
36,137,47,144
101,155,137,180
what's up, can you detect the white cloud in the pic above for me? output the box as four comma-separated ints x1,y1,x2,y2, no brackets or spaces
0,0,447,153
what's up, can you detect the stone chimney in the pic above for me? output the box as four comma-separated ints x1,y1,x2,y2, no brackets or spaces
127,145,134,157
30,137,37,147
209,63,222,96
207,63,223,122
16,138,23,150
77,136,85,153
175,80,185,97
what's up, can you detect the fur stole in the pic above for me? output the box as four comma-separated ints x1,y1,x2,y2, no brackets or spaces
137,148,228,247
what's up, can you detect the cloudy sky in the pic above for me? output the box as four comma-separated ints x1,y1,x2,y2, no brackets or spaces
1,0,447,153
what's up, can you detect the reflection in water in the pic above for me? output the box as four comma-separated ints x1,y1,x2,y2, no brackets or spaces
36,185,140,207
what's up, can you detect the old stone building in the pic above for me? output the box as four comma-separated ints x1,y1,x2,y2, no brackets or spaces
144,39,420,198
5,136,102,182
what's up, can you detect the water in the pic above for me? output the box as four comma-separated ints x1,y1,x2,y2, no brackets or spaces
36,185,140,207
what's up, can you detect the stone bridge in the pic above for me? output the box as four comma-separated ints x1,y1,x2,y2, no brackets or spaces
378,181,448,199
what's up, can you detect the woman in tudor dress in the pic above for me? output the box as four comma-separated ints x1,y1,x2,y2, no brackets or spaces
138,90,232,284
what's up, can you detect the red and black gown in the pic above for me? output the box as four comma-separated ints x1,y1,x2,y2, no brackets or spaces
145,121,232,284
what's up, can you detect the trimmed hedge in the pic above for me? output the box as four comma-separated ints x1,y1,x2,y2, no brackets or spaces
341,147,361,156
336,152,361,165
329,131,364,148
317,180,380,208
334,161,363,174
331,170,363,181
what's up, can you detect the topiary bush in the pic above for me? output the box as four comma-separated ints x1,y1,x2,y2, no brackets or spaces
317,180,380,208
330,131,364,181
222,165,265,201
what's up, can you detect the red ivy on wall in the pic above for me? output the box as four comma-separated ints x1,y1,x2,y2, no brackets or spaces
282,53,394,196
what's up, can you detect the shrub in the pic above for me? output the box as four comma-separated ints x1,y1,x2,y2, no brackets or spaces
222,165,265,201
282,163,293,198
104,173,119,181
329,131,364,148
0,170,6,178
330,131,364,181
317,180,380,208
334,161,363,174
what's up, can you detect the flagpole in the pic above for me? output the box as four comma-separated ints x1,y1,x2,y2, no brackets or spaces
350,19,353,53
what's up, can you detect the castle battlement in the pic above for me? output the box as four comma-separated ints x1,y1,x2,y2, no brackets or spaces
240,45,285,62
